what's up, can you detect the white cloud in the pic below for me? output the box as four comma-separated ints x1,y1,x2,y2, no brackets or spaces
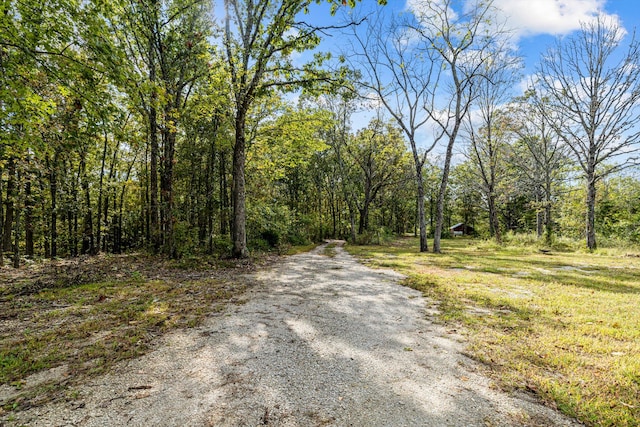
492,0,621,38
517,75,535,94
405,0,623,40
405,0,458,21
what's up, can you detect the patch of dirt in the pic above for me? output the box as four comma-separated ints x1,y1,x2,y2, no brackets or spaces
0,365,69,408
1,242,581,426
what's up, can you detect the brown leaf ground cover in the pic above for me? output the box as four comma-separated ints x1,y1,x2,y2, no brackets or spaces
0,252,276,414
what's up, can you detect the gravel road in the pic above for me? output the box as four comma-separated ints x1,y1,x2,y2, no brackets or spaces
4,241,580,426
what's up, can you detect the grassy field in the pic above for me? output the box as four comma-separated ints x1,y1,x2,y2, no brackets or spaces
346,237,640,427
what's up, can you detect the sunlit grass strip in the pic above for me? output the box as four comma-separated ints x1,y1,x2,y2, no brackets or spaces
322,242,338,258
346,237,640,427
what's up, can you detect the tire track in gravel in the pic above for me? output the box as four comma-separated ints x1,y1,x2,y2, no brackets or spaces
4,241,581,426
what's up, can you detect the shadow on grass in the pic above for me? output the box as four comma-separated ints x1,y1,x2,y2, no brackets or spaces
526,271,640,294
352,239,640,295
459,255,640,295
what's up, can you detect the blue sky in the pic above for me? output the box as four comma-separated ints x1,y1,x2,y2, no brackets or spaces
354,0,640,89
215,0,640,138
490,0,640,74
322,0,640,156
215,0,640,92
335,1,640,133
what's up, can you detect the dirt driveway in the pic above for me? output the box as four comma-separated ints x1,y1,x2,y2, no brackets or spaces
4,241,580,426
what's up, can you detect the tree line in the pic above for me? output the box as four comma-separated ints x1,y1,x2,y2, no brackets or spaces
1,0,639,267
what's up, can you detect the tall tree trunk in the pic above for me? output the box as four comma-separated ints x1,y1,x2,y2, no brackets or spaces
149,66,160,253
115,190,125,254
74,211,79,256
358,206,367,235
433,135,457,253
101,146,116,252
0,162,3,267
18,149,30,258
545,180,553,245
347,200,357,244
80,153,94,255
149,106,159,252
204,141,214,251
67,210,74,257
219,147,229,236
50,152,59,258
231,111,249,258
69,161,79,257
2,158,15,252
25,175,34,257
201,142,212,246
37,173,50,258
358,182,372,235
12,170,20,268
536,192,544,239
97,130,108,254
144,141,150,244
415,166,428,252
204,144,213,252
330,191,337,238
116,154,136,253
488,191,501,244
408,134,428,251
586,172,597,250
161,124,176,257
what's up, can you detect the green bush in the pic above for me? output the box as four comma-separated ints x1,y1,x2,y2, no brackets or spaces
247,203,313,248
174,221,200,256
260,229,280,247
355,227,396,245
249,237,272,252
211,236,232,254
247,204,292,247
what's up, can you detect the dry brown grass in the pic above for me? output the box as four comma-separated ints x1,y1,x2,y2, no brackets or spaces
347,237,640,427
0,252,274,412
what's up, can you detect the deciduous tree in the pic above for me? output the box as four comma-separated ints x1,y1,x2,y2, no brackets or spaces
223,0,386,257
536,15,640,250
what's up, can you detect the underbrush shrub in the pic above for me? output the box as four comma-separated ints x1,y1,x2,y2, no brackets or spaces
248,204,314,249
596,235,640,253
249,237,272,252
502,231,540,247
355,227,396,245
500,231,577,252
173,221,200,257
286,231,309,246
356,230,377,245
211,236,232,254
548,237,576,252
496,231,640,253
260,229,280,247
290,214,314,245
247,204,292,249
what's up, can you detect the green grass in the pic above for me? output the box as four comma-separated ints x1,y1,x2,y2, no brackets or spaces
281,242,318,255
346,237,640,427
322,242,338,258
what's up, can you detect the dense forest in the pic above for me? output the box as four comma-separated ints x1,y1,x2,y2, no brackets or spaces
1,0,640,266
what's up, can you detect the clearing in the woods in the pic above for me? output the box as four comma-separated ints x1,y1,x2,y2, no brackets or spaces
0,241,583,426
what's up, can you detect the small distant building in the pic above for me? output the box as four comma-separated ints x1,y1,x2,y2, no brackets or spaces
450,223,475,236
